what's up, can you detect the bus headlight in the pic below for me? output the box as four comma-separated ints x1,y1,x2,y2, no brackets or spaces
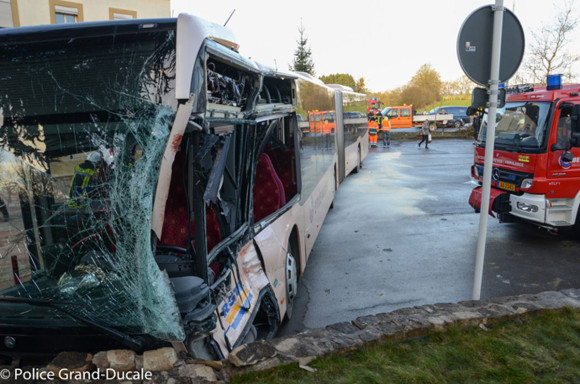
520,178,533,189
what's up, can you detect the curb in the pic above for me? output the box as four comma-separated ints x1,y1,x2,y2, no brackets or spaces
225,289,580,378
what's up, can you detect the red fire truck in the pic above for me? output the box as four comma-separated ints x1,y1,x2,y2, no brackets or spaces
367,97,382,115
469,76,580,232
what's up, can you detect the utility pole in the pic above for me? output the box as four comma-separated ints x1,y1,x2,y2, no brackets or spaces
473,0,505,300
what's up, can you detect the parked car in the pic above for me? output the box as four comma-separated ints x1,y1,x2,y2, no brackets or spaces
429,106,470,128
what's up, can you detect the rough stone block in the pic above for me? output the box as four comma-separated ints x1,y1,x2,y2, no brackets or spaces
451,310,483,327
229,340,277,367
47,351,93,374
508,301,543,312
374,320,405,337
107,349,136,371
143,347,179,372
352,314,378,329
427,315,455,331
562,288,580,299
356,326,384,343
477,304,516,320
536,290,580,309
457,299,483,308
178,363,218,381
92,351,109,370
327,321,360,334
272,337,300,354
166,377,193,384
322,328,365,351
432,302,464,312
294,334,334,356
390,307,420,316
144,371,170,384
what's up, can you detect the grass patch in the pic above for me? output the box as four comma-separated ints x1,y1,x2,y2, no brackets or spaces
233,308,580,384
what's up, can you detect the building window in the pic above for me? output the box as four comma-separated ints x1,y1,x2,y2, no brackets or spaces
0,0,15,28
50,0,83,24
109,8,137,20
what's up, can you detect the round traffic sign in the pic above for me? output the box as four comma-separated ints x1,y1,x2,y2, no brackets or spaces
457,5,525,86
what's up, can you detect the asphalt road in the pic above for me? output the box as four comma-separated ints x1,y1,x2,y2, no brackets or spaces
279,137,580,336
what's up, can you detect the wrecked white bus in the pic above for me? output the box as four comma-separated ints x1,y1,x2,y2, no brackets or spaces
0,14,360,360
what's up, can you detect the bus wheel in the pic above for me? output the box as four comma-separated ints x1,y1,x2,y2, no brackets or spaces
429,123,437,131
353,147,361,174
285,245,298,320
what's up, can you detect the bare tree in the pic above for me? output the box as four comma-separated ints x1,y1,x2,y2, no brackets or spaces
522,0,579,83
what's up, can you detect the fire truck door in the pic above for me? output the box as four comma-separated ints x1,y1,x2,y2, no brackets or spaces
548,102,580,197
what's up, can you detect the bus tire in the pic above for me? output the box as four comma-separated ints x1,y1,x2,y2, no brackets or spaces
352,147,361,174
284,243,298,320
429,123,437,131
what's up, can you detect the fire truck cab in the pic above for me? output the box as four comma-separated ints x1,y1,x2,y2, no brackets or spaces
469,76,580,232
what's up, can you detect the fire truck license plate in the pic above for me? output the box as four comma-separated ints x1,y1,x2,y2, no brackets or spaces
499,181,516,191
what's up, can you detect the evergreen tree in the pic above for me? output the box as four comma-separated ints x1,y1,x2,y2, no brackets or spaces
290,21,315,75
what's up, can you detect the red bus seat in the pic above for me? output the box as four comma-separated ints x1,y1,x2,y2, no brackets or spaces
253,153,285,222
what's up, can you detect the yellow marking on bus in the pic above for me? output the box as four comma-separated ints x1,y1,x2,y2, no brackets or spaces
226,286,250,324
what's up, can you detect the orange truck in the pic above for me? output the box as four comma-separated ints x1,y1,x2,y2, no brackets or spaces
382,105,453,131
308,110,336,134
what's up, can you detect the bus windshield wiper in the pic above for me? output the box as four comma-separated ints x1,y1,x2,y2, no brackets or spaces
0,295,144,351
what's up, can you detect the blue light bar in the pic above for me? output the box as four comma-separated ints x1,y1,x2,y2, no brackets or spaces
547,74,562,90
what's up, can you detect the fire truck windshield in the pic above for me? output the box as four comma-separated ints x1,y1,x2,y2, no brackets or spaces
479,101,551,150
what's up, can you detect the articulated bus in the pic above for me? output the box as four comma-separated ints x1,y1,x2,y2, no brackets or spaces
329,85,369,182
0,14,366,360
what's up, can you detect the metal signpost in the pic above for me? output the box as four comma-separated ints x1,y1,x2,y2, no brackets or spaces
456,0,524,300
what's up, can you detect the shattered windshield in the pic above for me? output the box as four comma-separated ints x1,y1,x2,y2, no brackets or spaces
479,101,551,150
0,26,184,341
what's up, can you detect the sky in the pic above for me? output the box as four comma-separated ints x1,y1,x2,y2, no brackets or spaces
170,0,580,92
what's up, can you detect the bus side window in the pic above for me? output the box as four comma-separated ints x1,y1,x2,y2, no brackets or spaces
253,153,285,222
253,117,298,222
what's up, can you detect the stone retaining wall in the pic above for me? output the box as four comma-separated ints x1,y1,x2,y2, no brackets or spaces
2,289,579,383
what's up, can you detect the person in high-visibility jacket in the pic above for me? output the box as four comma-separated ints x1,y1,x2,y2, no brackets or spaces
368,111,381,147
381,115,391,148
67,151,101,209
368,123,378,147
